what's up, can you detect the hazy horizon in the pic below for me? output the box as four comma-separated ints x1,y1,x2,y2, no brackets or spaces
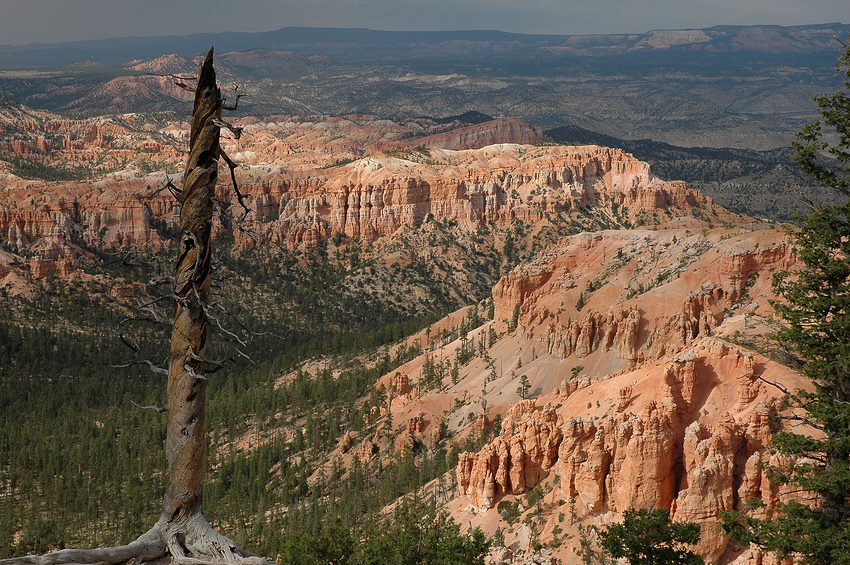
1,0,848,47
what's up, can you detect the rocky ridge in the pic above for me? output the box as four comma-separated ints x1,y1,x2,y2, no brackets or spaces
364,226,806,564
0,119,735,278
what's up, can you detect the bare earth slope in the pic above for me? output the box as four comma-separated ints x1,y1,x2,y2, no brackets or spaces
380,226,803,565
0,106,803,565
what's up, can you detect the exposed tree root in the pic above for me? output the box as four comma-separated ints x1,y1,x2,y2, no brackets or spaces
0,517,274,565
161,514,273,565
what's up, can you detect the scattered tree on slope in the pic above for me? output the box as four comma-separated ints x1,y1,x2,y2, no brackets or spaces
0,48,271,565
596,508,703,565
721,36,850,565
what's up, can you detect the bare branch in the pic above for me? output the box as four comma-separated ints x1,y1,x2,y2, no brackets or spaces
130,400,168,413
234,346,258,366
204,357,233,374
105,252,156,270
0,523,166,565
142,71,198,91
222,84,246,111
757,375,809,408
113,330,143,354
753,375,829,431
771,412,826,432
148,275,176,287
111,330,169,376
212,117,242,140
200,291,285,345
211,197,259,246
203,303,249,347
217,148,250,219
794,184,818,210
113,358,169,376
223,94,246,111
107,286,174,325
142,173,182,202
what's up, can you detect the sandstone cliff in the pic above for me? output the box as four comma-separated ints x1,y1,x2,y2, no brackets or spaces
1,136,734,277
454,339,802,562
367,226,804,564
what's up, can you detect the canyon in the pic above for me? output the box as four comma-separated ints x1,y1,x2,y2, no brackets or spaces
0,105,732,282
0,104,810,565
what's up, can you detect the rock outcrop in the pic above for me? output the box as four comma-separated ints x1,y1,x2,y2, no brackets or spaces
449,227,806,563
1,142,729,278
404,118,544,151
492,229,794,368
457,399,563,509
457,340,801,562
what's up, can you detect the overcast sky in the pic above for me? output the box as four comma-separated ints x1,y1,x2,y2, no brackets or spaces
1,0,848,46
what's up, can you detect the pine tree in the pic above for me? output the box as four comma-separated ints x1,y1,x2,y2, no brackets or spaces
721,36,850,565
516,375,531,399
597,508,703,565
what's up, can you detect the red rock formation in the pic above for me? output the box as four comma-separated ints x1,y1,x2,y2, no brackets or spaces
356,439,376,463
720,240,792,300
0,143,727,278
542,307,642,362
392,373,411,396
457,400,563,509
407,412,425,434
492,228,793,368
450,227,809,562
0,138,54,155
455,333,807,561
339,431,353,454
473,414,489,437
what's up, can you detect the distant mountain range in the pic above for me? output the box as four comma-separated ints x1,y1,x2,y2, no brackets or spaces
1,23,849,68
1,23,849,152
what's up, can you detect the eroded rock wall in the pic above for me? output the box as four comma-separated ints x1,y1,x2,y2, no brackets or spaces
1,144,724,277
456,228,801,563
456,344,794,562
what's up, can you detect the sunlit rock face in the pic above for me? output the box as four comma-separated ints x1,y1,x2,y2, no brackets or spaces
1,141,726,275
452,226,805,563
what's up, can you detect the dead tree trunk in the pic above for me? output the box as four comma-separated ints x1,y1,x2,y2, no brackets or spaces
0,48,269,565
155,46,250,564
162,44,219,532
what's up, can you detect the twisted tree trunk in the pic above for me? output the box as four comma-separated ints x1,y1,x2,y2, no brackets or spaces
0,48,269,565
163,45,218,532
156,46,251,564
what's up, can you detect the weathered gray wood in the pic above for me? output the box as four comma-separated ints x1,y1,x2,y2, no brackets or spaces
0,48,272,565
0,524,166,565
161,46,218,527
